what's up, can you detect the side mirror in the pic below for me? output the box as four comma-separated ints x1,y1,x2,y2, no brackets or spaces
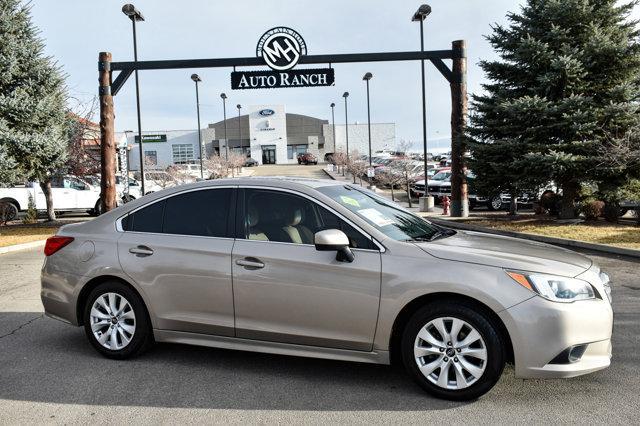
314,229,354,263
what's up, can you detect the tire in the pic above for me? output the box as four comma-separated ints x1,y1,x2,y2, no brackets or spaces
83,281,153,359
92,200,103,216
487,195,503,211
0,201,19,222
469,199,477,210
401,301,506,401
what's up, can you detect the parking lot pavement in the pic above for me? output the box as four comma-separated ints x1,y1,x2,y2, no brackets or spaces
1,248,638,424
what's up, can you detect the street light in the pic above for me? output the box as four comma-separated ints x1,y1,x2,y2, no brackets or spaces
220,93,228,159
237,104,243,157
122,3,146,195
362,73,375,191
342,92,349,160
330,103,336,155
412,4,434,212
191,73,204,179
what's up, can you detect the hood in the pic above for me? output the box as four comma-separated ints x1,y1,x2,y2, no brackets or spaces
416,230,592,277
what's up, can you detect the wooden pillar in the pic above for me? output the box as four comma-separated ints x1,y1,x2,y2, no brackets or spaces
449,40,468,218
99,52,117,213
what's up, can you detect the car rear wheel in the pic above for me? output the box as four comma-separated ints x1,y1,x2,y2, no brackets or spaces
401,301,505,400
0,201,19,222
487,195,503,211
83,281,153,359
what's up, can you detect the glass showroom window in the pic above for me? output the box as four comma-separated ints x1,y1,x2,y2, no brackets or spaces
172,144,194,164
144,150,157,166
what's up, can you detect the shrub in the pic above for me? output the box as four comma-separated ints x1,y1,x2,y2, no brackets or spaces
581,200,604,221
22,194,38,224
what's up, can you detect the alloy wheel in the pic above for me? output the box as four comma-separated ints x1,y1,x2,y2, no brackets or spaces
90,292,136,350
490,196,503,210
414,316,487,390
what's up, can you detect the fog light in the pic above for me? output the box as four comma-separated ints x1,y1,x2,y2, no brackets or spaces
550,344,588,364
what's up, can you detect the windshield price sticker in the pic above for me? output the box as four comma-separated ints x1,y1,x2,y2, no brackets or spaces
357,208,395,227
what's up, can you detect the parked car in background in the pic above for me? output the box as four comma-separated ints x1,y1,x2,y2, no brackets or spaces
244,157,259,167
42,177,613,401
297,152,318,165
411,168,451,198
141,170,192,194
0,175,105,220
176,163,206,179
86,175,143,203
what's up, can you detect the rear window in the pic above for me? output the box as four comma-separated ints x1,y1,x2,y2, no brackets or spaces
122,200,165,233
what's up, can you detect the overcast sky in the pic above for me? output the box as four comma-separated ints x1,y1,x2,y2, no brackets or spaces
26,0,586,151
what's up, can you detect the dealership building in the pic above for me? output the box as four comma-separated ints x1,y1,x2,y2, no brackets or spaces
125,105,395,169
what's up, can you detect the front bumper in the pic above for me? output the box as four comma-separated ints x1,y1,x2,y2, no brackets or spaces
499,295,613,379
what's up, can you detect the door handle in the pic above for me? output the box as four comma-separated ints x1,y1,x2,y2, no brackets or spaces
129,245,154,256
235,257,264,269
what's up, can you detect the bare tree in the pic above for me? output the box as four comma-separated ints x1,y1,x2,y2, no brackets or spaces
346,150,369,186
66,97,101,178
332,151,348,176
165,165,193,185
203,153,228,179
376,168,403,201
227,152,246,177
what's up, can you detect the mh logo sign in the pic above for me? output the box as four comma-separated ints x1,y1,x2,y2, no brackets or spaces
256,27,307,71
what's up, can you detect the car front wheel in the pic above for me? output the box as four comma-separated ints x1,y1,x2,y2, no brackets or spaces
83,281,153,359
401,301,505,401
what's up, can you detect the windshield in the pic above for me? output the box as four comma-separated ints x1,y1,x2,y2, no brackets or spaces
317,185,453,242
431,171,451,181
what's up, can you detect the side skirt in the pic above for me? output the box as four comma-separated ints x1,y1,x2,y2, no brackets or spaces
154,329,390,365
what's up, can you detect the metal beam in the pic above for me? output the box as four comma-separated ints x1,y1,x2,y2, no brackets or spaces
430,58,453,84
111,69,133,96
110,49,460,72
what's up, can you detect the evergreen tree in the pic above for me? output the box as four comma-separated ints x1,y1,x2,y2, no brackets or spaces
0,0,68,221
468,0,640,218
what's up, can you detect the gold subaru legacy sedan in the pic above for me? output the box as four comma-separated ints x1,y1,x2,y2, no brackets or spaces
41,177,613,400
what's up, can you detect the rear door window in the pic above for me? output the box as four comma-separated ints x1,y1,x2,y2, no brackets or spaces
163,188,232,237
122,188,233,237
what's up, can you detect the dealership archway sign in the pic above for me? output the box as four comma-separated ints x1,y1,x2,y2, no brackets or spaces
98,26,468,216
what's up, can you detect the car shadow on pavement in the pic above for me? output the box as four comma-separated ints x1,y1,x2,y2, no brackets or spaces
0,313,466,411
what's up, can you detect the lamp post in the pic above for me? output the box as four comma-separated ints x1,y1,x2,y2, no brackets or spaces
342,92,349,160
191,73,203,179
412,4,434,212
220,93,228,159
122,4,146,195
330,103,336,156
362,73,375,190
237,104,242,156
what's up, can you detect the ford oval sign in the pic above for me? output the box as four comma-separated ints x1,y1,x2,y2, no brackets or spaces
259,109,275,116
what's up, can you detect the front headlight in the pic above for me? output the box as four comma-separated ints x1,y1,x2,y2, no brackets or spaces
507,271,596,303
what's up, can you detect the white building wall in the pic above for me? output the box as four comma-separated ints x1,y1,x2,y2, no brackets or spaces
247,105,288,165
126,130,201,171
322,123,395,156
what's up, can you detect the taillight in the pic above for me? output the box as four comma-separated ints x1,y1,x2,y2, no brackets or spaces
44,236,74,256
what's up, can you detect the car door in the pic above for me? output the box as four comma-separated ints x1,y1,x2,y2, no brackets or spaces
49,177,77,209
117,186,237,336
67,177,98,209
232,187,382,351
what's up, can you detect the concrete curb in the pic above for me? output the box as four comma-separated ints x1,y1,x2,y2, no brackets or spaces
322,168,337,180
0,239,46,255
429,218,640,259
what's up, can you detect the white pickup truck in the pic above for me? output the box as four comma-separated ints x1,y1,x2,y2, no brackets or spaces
0,175,104,221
